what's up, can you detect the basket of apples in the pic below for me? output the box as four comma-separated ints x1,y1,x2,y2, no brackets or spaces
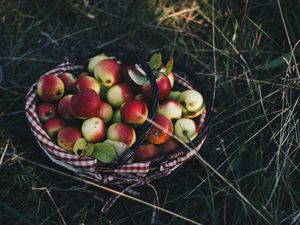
25,46,211,213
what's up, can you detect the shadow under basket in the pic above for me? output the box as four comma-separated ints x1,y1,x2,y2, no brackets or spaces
25,46,213,223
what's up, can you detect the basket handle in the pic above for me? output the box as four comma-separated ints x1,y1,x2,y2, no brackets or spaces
68,45,160,168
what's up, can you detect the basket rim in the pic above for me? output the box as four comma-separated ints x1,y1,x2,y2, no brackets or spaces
25,46,211,177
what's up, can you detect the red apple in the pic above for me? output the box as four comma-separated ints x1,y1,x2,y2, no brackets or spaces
70,89,101,119
58,94,74,120
159,67,175,88
120,99,148,125
94,59,120,87
157,99,182,120
57,127,82,151
43,117,66,139
106,83,133,108
37,74,64,102
88,54,109,72
73,74,100,94
81,117,106,142
160,138,180,154
37,102,57,122
146,115,173,145
107,122,136,147
97,101,113,123
141,75,171,102
58,72,76,93
134,143,159,162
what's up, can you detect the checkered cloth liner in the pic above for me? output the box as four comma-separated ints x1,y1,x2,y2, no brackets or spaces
25,59,208,224
25,60,207,176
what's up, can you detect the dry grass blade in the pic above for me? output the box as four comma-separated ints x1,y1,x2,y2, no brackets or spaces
277,0,300,79
143,117,272,225
1,1,300,224
0,141,9,165
4,153,203,225
32,187,67,225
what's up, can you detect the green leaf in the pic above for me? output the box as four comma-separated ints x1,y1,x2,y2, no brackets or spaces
149,53,162,70
165,57,174,75
85,143,95,157
104,139,128,156
92,143,117,163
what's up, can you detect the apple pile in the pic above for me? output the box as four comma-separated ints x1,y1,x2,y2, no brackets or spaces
36,53,205,164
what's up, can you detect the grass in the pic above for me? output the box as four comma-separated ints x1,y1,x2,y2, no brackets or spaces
1,0,300,224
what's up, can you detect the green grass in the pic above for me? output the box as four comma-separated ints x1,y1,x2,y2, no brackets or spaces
1,0,300,224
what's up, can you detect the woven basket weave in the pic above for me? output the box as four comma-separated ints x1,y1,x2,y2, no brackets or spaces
25,46,212,223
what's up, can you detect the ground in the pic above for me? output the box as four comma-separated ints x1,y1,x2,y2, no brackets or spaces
0,0,299,224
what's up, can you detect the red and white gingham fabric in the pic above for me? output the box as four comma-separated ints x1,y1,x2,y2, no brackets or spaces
25,60,207,180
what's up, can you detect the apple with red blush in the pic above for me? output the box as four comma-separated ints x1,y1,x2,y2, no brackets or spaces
107,122,136,147
97,101,113,123
43,117,66,139
106,83,133,108
81,117,106,142
141,74,171,102
58,94,75,120
160,138,180,154
88,54,109,73
70,89,101,119
157,99,182,120
58,72,76,93
37,102,57,122
94,59,120,87
73,74,100,94
134,143,159,162
37,74,64,102
57,127,82,151
120,99,148,125
146,115,173,145
159,67,175,88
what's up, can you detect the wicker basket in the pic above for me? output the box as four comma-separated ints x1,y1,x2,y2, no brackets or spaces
25,46,212,223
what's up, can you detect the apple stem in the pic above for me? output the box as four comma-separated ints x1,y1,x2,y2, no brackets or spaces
56,90,63,97
182,130,192,143
45,111,52,117
182,130,188,136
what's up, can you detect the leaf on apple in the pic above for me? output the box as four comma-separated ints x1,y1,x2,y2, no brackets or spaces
149,53,162,70
92,143,117,163
128,69,148,85
165,57,174,75
84,143,95,157
104,139,128,156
